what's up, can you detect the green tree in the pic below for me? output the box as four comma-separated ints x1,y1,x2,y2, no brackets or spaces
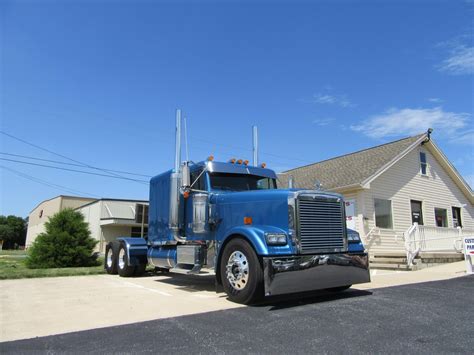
26,209,98,268
0,215,27,249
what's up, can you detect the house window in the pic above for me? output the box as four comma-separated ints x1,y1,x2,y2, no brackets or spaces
420,152,427,175
374,198,393,229
452,207,462,228
434,208,447,227
131,227,148,238
135,204,149,224
410,200,423,225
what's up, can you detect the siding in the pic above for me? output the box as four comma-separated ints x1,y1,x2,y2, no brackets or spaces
362,147,473,238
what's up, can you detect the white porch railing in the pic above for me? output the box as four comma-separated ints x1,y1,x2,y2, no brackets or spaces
403,224,474,266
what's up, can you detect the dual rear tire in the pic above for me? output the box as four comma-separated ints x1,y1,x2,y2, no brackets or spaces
105,241,146,277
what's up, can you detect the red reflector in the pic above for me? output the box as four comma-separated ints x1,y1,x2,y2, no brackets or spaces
244,217,252,225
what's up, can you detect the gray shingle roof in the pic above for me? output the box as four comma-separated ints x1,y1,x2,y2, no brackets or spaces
278,134,425,190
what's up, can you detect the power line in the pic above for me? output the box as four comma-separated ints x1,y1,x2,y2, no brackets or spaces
0,152,153,178
0,165,100,197
0,158,150,184
188,135,314,164
0,130,141,182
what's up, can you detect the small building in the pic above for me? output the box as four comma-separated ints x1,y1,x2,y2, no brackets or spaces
77,199,149,252
26,196,149,253
279,131,474,268
25,195,97,248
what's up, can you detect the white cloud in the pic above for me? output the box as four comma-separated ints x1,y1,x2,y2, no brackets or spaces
311,93,354,108
313,118,335,126
427,98,443,103
438,44,474,75
454,130,474,145
350,107,471,140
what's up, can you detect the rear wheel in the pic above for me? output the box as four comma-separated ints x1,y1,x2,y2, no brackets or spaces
220,238,263,304
117,242,135,277
104,242,119,275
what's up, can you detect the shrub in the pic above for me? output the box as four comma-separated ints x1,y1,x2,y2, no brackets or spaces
26,208,98,268
0,215,27,249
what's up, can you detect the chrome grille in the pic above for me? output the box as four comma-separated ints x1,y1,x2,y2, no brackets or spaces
297,195,345,253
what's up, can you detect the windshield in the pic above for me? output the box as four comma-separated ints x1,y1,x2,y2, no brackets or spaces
209,173,277,191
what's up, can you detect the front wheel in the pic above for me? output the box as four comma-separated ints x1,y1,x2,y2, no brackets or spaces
220,238,263,304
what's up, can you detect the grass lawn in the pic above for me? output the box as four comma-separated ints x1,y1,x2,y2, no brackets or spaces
0,250,105,280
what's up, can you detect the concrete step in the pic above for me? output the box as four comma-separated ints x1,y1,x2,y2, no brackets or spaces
370,257,408,264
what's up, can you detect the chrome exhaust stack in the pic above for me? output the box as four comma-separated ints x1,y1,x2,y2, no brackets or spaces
169,109,185,242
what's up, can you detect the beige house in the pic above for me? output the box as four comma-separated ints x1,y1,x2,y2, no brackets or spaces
25,195,96,248
279,131,474,268
77,199,148,252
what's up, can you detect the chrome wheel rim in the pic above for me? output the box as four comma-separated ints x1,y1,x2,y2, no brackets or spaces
118,248,125,269
226,250,249,291
106,249,113,268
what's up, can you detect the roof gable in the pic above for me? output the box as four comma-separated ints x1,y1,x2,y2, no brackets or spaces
278,134,426,190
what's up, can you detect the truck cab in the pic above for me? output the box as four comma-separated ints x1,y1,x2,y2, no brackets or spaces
105,157,370,304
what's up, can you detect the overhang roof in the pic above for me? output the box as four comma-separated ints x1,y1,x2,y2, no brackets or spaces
278,132,473,203
278,134,426,190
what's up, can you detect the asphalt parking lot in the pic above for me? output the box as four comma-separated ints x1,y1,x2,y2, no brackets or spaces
2,275,473,354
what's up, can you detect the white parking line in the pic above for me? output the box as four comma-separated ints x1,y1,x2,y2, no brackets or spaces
105,277,172,296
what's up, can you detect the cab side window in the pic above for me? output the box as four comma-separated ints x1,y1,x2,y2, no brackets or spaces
190,169,206,191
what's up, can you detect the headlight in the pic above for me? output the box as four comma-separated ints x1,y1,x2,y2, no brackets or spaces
265,233,287,246
347,232,361,243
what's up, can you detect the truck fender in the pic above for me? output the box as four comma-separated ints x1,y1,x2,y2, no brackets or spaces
117,237,148,266
215,225,287,285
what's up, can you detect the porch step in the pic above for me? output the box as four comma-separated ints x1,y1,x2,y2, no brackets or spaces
369,252,413,271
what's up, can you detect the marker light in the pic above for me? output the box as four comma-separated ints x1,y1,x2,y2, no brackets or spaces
265,233,287,246
183,191,190,199
237,159,243,164
243,160,249,165
207,155,214,161
244,217,252,225
229,158,236,164
261,163,266,168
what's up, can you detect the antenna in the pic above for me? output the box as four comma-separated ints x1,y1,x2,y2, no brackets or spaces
174,109,181,172
252,125,258,166
184,116,189,161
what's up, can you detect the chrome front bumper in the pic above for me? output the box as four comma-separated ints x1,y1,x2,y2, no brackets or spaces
263,253,370,296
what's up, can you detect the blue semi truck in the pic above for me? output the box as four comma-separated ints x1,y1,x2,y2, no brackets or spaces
104,110,370,304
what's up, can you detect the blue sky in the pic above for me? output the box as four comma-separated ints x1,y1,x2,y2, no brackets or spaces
1,0,473,217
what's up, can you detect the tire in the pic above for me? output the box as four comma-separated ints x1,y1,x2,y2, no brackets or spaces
220,238,263,304
117,242,136,277
327,285,352,292
134,263,147,276
104,242,119,275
